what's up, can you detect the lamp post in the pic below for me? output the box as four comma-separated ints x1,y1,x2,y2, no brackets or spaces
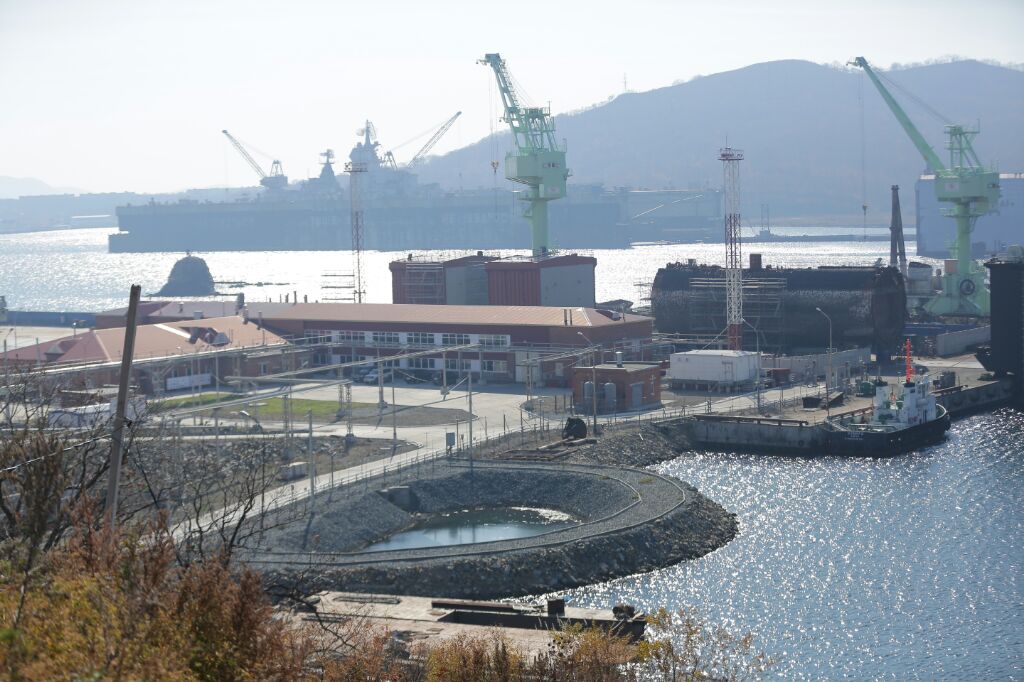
741,318,762,414
577,331,599,436
815,307,833,418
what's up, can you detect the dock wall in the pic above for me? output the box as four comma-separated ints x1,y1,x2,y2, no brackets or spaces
935,326,990,357
686,417,827,454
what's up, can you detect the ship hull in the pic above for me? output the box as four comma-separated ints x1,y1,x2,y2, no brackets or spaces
825,408,951,457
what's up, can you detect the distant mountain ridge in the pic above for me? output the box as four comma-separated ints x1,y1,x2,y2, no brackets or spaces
0,176,84,199
416,59,1024,224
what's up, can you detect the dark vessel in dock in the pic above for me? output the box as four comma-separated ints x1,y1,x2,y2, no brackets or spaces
651,257,907,354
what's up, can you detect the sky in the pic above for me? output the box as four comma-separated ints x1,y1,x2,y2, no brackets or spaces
1,0,1022,194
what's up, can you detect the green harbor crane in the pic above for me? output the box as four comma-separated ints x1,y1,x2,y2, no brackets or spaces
852,57,1000,317
480,53,568,256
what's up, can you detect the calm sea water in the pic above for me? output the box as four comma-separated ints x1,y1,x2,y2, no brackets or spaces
562,409,1024,680
3,229,1018,678
0,226,932,312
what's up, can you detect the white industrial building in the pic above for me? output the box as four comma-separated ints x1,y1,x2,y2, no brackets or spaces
668,350,759,392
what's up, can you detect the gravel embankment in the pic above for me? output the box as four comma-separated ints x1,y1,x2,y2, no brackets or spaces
252,458,736,599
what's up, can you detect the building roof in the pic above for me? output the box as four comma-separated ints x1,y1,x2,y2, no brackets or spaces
257,302,648,329
3,315,287,365
590,362,661,372
673,349,758,357
484,254,597,270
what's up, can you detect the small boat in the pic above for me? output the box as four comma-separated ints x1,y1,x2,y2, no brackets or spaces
822,341,951,456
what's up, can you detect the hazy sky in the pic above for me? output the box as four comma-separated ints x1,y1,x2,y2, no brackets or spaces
2,0,1022,194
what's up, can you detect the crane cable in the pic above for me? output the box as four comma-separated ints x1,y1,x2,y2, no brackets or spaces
489,75,500,218
859,71,868,240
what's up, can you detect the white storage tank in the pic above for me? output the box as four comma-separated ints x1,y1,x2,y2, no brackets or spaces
669,350,759,386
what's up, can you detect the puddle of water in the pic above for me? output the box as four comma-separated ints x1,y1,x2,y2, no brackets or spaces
362,507,577,552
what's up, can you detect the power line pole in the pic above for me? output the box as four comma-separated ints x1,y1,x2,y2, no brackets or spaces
106,284,141,534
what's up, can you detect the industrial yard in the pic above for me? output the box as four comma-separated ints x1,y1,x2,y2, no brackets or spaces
2,4,1023,677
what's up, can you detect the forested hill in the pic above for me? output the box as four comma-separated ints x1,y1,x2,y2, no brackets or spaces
416,59,1024,224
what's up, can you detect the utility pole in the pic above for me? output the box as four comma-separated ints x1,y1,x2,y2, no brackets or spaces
106,284,141,534
816,307,833,419
467,370,473,472
307,409,315,499
577,331,599,436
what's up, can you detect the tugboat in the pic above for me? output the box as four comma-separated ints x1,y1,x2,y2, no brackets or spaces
823,340,951,456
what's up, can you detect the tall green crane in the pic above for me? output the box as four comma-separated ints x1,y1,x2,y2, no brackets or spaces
852,57,1000,317
480,53,569,256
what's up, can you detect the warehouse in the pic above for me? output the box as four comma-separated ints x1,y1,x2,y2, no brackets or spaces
253,302,653,385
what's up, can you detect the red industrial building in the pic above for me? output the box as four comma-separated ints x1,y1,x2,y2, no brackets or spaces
390,253,596,308
570,360,662,413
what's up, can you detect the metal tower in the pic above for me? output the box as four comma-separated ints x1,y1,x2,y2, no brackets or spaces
344,157,367,303
852,57,1000,317
890,185,908,279
480,53,569,256
719,147,744,350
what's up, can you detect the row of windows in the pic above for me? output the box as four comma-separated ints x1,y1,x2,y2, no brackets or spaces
305,329,510,348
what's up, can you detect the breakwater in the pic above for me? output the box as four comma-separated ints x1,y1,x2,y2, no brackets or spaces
252,461,736,599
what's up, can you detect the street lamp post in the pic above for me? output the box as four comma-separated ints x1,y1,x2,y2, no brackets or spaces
815,307,833,419
577,331,599,436
741,318,762,414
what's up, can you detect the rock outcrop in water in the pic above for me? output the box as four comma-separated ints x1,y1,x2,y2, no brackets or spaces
155,254,216,296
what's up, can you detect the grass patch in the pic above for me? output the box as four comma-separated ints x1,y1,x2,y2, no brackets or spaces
151,393,375,422
150,392,234,412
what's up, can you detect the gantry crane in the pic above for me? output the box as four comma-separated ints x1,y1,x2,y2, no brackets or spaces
221,130,288,191
480,53,568,256
851,57,1000,317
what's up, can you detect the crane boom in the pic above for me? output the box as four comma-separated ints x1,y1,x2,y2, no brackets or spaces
851,56,1000,317
408,111,462,167
222,129,267,179
851,58,946,173
480,53,568,256
221,129,288,190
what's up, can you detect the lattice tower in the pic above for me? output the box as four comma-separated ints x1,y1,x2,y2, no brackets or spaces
719,147,744,350
345,161,368,303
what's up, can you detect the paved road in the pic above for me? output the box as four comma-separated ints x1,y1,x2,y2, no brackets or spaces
173,378,831,539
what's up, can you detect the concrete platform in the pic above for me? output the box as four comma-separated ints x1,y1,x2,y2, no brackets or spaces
300,592,645,657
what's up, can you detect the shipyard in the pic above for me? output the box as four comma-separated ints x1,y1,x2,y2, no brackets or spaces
2,3,1023,679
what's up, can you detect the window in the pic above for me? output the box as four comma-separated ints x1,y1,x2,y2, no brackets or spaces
479,334,509,347
258,362,269,376
441,333,470,346
337,330,364,343
445,358,472,371
408,357,436,370
371,331,400,345
304,329,331,343
481,360,508,374
407,332,435,346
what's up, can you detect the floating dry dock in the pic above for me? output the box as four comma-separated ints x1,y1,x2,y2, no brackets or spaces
301,592,646,656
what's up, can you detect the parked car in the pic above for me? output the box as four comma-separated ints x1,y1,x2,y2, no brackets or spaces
361,368,393,384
